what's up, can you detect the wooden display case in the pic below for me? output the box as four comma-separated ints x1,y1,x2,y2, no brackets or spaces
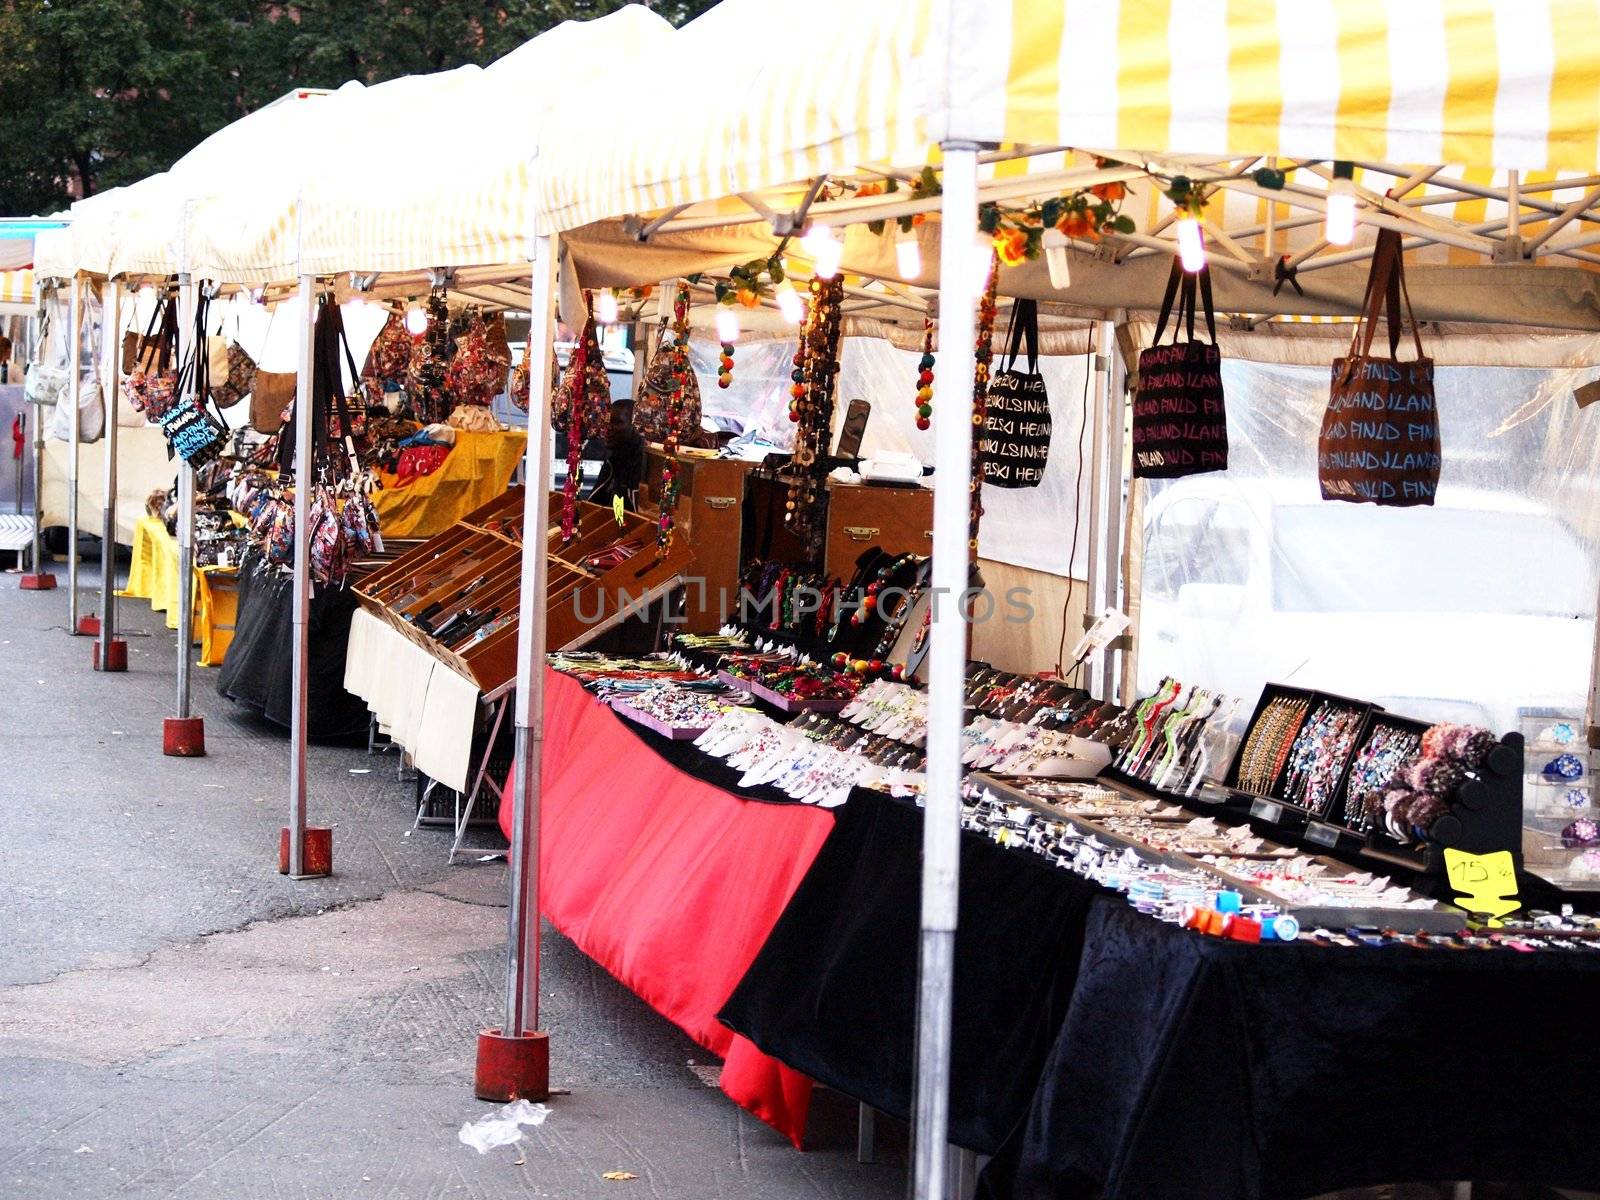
639,448,758,632
823,479,934,582
356,488,693,690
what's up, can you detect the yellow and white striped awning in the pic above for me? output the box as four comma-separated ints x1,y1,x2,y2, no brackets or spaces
540,0,1600,234
997,0,1600,176
0,270,33,307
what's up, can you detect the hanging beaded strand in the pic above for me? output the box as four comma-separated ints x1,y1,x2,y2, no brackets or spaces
785,275,844,550
718,337,735,389
560,291,595,543
969,254,1000,552
656,281,693,557
915,317,934,431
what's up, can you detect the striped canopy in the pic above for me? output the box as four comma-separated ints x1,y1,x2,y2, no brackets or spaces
0,270,32,306
38,0,1600,297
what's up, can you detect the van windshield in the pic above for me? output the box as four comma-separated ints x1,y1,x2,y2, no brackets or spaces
1271,503,1594,616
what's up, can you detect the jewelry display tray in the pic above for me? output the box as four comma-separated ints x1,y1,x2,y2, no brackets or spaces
611,701,713,742
972,771,1468,933
718,670,852,714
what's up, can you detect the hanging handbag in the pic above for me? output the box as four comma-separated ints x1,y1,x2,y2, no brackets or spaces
24,291,70,407
124,294,181,420
48,289,105,444
1318,229,1440,507
444,307,511,407
980,298,1052,488
210,338,257,410
361,309,412,406
155,295,229,469
1132,260,1228,479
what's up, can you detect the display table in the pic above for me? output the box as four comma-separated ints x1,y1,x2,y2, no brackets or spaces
119,514,238,666
372,429,526,538
214,550,369,737
497,668,834,1147
720,788,1092,1155
722,790,1600,1197
344,607,478,791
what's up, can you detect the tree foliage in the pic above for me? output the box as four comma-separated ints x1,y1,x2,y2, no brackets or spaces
0,0,717,216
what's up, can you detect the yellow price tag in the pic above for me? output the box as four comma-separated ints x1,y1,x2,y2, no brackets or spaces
1443,848,1520,926
612,495,625,526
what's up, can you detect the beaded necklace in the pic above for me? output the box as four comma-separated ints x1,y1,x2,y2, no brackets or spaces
656,282,692,557
970,256,1000,552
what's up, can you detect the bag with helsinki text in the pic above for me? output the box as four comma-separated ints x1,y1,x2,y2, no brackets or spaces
980,298,1051,489
1131,259,1227,479
1318,228,1439,507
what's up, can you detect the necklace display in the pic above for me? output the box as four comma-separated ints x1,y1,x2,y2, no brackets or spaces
656,282,693,557
1282,701,1365,817
970,254,1000,551
1342,723,1423,832
1235,694,1311,795
560,295,602,543
785,275,844,552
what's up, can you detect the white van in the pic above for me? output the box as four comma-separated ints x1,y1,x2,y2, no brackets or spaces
1138,478,1597,734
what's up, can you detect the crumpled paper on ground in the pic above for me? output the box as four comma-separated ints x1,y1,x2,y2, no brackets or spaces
458,1099,550,1154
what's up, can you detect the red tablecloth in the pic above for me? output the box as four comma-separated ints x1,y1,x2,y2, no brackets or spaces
500,669,833,1147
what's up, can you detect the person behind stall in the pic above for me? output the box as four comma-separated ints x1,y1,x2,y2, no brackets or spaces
0,334,11,383
588,398,644,509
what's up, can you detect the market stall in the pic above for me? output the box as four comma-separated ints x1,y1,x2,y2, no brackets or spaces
119,513,237,665
35,3,1600,1198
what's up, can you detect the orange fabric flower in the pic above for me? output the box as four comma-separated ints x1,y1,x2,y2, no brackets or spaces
1090,181,1126,202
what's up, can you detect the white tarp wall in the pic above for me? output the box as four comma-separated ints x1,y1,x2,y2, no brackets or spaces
1136,358,1600,735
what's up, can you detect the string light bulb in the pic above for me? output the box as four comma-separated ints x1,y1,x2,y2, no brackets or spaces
1324,161,1357,246
775,278,805,324
715,305,740,343
595,289,620,324
895,228,922,280
1042,228,1072,290
1175,215,1206,273
403,304,429,336
801,224,843,279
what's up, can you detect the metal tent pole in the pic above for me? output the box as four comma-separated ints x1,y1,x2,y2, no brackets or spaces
96,280,126,671
476,226,558,1103
911,141,980,1200
282,271,330,877
66,275,84,631
1099,323,1128,703
162,270,206,756
19,390,53,588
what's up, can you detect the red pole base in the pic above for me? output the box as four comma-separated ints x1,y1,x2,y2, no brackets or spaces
92,639,129,672
76,615,101,636
162,716,206,757
475,1029,550,1103
18,573,57,590
278,826,334,877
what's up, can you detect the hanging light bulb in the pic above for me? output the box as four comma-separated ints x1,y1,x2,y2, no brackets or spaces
802,224,843,279
715,305,740,343
1324,161,1357,246
1175,215,1206,273
1042,229,1072,291
775,278,805,324
895,228,922,280
595,289,620,324
404,303,429,336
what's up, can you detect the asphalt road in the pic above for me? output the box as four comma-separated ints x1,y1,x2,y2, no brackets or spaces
0,561,906,1199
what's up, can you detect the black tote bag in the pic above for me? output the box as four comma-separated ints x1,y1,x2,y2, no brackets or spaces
980,298,1052,489
1131,260,1228,479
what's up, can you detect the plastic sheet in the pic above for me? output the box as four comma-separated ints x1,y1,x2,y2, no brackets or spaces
688,332,1094,576
1136,360,1600,734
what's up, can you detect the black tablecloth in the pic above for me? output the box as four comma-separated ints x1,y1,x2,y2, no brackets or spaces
980,895,1600,1200
718,790,1094,1154
215,553,369,737
718,786,1600,1196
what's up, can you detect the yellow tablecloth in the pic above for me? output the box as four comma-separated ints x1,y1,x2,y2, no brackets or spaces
373,429,526,539
119,514,237,666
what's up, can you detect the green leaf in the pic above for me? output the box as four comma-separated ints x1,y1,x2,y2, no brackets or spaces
1112,215,1136,234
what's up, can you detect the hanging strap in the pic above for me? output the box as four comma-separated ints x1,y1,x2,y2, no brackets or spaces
1000,298,1040,373
1348,228,1426,363
1152,259,1218,347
